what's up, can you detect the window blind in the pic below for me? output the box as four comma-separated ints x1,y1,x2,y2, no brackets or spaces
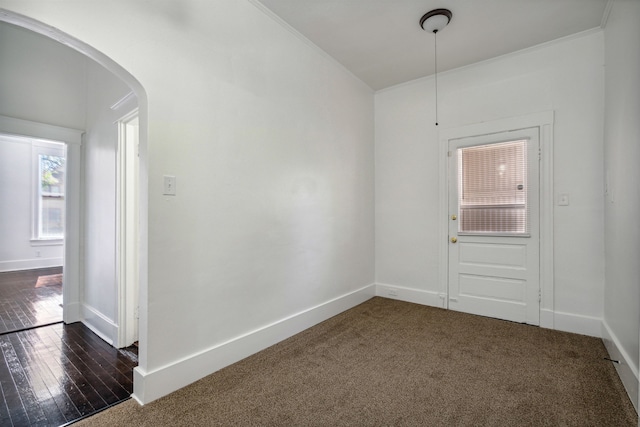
457,140,528,234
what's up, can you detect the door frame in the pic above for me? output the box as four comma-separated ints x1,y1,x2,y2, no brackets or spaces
116,108,140,348
438,111,555,328
1,8,149,400
0,114,83,324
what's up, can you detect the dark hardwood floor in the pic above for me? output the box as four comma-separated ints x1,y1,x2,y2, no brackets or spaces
0,323,137,426
0,268,137,426
0,267,63,334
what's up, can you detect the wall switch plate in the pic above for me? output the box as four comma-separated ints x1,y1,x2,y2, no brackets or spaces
163,175,176,195
558,193,569,206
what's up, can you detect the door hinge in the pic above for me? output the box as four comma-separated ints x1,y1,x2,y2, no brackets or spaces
538,289,541,303
538,148,542,161
448,151,452,157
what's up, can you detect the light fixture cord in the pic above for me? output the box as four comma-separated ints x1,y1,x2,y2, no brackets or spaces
434,30,439,126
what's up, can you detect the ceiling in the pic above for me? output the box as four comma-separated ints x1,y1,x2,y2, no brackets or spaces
256,0,608,90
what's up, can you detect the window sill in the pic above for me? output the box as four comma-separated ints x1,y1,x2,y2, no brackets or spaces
31,239,64,246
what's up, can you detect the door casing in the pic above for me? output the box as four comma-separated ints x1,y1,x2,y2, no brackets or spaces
438,111,555,327
0,115,83,324
116,109,140,348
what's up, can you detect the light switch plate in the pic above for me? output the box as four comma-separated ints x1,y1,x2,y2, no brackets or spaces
163,175,176,195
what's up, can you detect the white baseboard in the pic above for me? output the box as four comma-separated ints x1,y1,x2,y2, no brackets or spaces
370,289,598,338
132,284,376,404
541,309,602,337
375,283,445,308
539,308,554,329
81,303,117,346
63,301,82,324
0,258,63,272
601,319,639,412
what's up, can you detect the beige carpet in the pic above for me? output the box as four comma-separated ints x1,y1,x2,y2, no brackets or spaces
76,297,637,426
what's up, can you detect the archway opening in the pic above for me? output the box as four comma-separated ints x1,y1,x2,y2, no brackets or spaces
0,9,148,423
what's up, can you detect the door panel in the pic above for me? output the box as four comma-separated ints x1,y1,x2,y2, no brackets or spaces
459,242,526,268
458,275,525,302
448,128,540,325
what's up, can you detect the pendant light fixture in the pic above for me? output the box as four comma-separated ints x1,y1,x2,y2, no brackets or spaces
420,8,452,126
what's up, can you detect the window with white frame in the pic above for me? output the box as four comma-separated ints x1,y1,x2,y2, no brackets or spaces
33,141,66,240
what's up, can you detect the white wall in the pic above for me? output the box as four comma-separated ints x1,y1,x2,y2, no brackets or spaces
0,0,376,403
0,21,86,271
82,59,137,343
2,1,633,413
0,21,86,129
602,0,640,410
0,135,64,271
0,19,139,343
376,31,605,335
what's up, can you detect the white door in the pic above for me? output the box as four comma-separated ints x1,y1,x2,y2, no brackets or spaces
448,127,540,325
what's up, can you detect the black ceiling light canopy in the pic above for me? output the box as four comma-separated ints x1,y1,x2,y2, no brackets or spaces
420,9,452,126
420,9,452,33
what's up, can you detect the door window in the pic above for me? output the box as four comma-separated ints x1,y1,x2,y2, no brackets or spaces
457,140,528,235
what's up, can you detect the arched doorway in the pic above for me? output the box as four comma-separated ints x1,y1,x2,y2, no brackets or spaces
0,9,148,423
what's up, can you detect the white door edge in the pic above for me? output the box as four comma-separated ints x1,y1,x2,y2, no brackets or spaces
116,109,140,348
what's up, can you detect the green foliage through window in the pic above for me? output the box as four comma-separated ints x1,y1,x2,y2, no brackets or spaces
38,154,65,238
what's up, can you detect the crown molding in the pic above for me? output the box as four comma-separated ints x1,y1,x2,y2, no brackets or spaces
601,0,614,28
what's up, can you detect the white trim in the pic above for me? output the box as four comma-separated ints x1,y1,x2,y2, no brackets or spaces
538,120,555,318
545,310,602,337
111,92,136,111
377,28,603,94
0,258,63,273
375,284,446,308
601,0,614,29
0,115,82,144
438,124,450,306
81,303,118,346
116,109,140,348
31,140,66,241
539,308,554,330
64,137,82,324
30,239,64,246
132,284,376,404
438,111,555,326
64,301,81,322
0,10,147,102
115,119,125,347
116,108,140,125
0,115,83,325
602,319,639,411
